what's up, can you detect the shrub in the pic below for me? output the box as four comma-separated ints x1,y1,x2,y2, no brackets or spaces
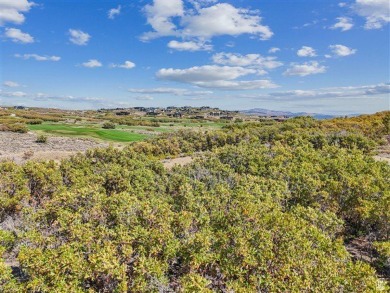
26,119,43,125
7,123,28,133
36,135,48,143
102,122,116,129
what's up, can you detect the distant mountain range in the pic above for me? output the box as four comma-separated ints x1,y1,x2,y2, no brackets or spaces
241,108,337,120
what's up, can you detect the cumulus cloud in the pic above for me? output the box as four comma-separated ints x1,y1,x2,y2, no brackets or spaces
0,0,34,25
284,61,326,77
3,81,20,87
110,61,136,69
212,52,282,74
14,53,61,61
69,29,91,46
0,91,27,97
268,47,280,54
141,1,272,41
188,0,218,10
142,0,184,40
108,5,121,19
157,65,256,83
297,46,317,57
330,17,354,31
192,79,278,90
156,65,277,90
5,27,34,43
329,44,357,57
167,40,212,51
128,87,213,96
81,59,102,68
352,0,390,29
181,3,273,40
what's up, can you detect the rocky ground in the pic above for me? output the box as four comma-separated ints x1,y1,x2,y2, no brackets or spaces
0,132,110,164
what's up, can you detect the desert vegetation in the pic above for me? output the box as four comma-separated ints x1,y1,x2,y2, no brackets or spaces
0,111,389,292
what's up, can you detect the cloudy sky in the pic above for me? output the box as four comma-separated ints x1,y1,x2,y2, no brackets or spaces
0,0,389,114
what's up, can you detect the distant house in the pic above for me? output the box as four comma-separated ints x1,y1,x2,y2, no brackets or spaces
220,116,234,121
14,106,27,110
167,112,182,118
146,111,160,116
116,111,130,116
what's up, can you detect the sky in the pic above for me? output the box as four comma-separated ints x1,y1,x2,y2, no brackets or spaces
0,0,389,114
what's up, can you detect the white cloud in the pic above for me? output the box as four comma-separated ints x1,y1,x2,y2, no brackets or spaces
128,87,213,96
14,53,61,61
108,5,121,19
352,0,390,29
5,27,34,43
181,3,273,40
297,46,317,57
246,83,390,100
268,47,280,54
0,0,34,26
157,65,256,83
192,79,278,90
81,59,102,68
167,40,212,51
33,93,103,103
212,52,283,73
135,95,154,100
0,91,27,97
141,1,272,41
3,81,20,87
188,0,218,10
142,0,184,40
69,29,91,46
111,61,136,69
156,65,277,90
330,17,354,31
284,61,326,76
329,44,357,57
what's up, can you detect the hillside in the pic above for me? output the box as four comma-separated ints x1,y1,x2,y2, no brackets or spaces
241,108,336,119
0,111,389,292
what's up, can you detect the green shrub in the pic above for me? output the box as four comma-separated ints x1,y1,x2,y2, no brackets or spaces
26,119,43,125
102,122,116,129
36,134,48,143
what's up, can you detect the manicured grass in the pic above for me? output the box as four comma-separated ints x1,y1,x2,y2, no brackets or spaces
117,122,225,132
29,124,148,142
28,120,227,142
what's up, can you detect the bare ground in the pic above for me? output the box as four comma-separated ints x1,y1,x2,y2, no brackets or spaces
162,156,193,169
0,132,110,164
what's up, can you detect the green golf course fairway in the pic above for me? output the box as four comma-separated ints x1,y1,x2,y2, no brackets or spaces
29,124,148,142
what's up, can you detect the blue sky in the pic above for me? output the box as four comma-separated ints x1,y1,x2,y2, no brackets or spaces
0,0,389,114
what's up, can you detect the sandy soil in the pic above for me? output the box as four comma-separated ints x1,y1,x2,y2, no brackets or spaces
162,156,193,169
0,132,110,164
374,139,390,164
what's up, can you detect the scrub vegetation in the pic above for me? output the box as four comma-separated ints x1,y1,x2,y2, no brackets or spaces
0,110,389,292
